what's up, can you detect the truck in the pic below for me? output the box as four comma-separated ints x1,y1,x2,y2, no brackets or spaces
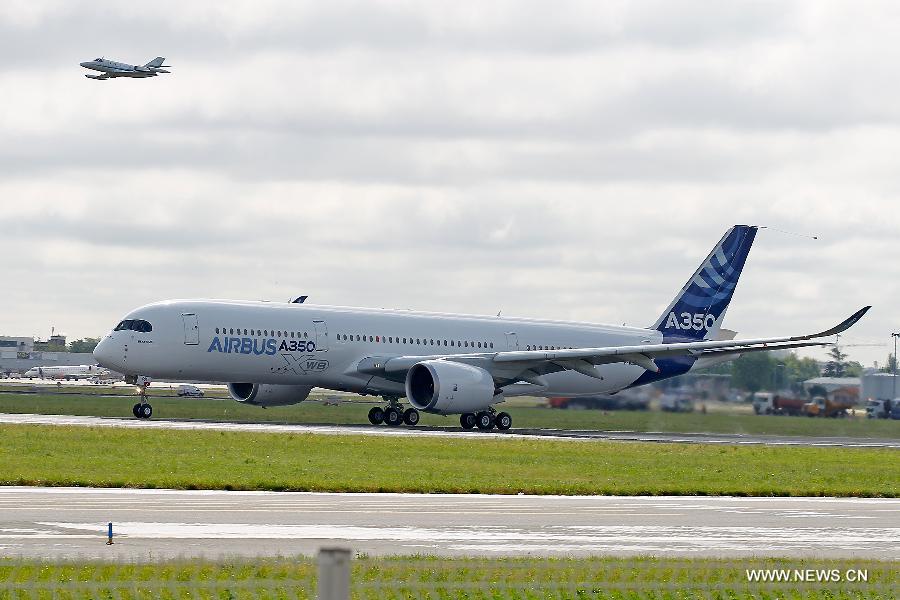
803,396,854,418
866,398,896,419
752,392,806,416
892,403,900,420
659,393,694,413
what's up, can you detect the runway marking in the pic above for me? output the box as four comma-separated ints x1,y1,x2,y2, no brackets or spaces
27,522,898,554
1,488,897,558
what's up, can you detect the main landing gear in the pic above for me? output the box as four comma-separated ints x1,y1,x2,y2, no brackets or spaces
368,397,420,427
460,409,512,431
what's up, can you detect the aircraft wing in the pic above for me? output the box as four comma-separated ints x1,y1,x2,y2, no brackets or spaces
372,306,870,386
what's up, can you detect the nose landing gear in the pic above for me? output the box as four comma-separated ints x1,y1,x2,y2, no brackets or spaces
367,397,420,427
132,402,152,419
132,380,152,419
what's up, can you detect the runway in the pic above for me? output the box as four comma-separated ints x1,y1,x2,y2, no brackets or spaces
2,412,898,448
0,487,897,559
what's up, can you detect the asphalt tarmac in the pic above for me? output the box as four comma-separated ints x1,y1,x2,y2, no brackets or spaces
0,412,897,447
0,487,896,559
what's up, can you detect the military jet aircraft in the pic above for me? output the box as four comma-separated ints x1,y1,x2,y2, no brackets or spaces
80,56,171,80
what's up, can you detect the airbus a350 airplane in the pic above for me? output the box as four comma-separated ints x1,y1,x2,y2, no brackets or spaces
94,226,870,427
79,56,170,80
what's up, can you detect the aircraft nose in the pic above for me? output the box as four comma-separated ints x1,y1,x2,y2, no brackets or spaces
79,62,90,67
93,337,118,369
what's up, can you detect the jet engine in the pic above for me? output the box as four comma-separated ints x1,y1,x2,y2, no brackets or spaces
227,383,312,407
406,360,499,414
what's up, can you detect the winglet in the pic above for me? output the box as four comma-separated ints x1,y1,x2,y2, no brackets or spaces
812,306,871,338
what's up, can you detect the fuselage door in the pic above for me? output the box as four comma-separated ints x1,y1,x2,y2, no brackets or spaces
313,320,328,352
505,332,519,351
182,313,199,345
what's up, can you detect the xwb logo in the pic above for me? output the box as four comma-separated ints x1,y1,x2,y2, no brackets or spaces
665,312,716,331
281,354,330,374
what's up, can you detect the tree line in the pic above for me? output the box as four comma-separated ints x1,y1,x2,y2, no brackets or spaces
40,338,101,353
699,348,864,394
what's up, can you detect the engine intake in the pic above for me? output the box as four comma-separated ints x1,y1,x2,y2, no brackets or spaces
406,360,498,414
227,383,312,407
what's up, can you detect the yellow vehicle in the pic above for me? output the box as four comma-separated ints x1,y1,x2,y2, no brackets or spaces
803,396,853,418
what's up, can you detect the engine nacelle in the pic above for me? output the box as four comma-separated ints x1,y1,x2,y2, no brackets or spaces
406,360,499,414
227,383,312,407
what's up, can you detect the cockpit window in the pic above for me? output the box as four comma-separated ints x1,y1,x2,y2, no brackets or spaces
94,57,102,61
113,319,152,332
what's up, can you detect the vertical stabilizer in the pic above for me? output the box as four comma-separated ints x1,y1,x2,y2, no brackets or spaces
652,225,757,341
144,57,165,68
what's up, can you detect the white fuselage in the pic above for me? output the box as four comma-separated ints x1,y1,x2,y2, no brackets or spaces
79,59,168,78
24,364,108,380
94,300,676,400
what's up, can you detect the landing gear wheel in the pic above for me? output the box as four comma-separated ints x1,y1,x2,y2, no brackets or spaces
403,408,420,426
475,411,494,431
384,407,403,427
495,412,512,431
368,407,385,425
138,404,152,419
460,413,476,429
132,403,141,419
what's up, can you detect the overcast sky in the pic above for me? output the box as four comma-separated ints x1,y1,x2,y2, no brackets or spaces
2,1,898,366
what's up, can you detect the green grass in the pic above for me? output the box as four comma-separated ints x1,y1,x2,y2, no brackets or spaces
2,391,899,438
1,556,895,599
0,424,896,496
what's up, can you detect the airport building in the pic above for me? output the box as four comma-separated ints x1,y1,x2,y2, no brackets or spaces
0,336,35,356
802,376,861,404
0,335,95,376
34,334,67,351
860,371,900,401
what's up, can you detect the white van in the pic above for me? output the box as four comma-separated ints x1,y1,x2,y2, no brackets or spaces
176,384,204,398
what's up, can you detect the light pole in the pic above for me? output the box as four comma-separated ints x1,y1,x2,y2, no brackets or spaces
893,333,900,400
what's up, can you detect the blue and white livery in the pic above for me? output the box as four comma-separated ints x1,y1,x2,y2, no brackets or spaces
93,226,869,429
653,225,757,342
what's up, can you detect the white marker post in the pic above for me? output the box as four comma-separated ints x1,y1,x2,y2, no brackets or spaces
317,547,351,600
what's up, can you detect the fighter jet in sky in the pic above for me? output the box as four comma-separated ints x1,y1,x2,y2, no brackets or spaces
80,56,171,80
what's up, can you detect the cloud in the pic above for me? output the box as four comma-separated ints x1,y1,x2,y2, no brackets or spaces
0,1,897,365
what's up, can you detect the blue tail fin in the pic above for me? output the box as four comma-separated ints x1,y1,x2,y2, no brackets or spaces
652,225,757,341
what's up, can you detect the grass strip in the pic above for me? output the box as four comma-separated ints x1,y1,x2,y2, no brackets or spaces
2,391,899,438
0,556,896,599
0,424,896,496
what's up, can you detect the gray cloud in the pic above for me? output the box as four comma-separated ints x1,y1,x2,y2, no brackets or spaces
0,1,794,67
1,1,898,365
